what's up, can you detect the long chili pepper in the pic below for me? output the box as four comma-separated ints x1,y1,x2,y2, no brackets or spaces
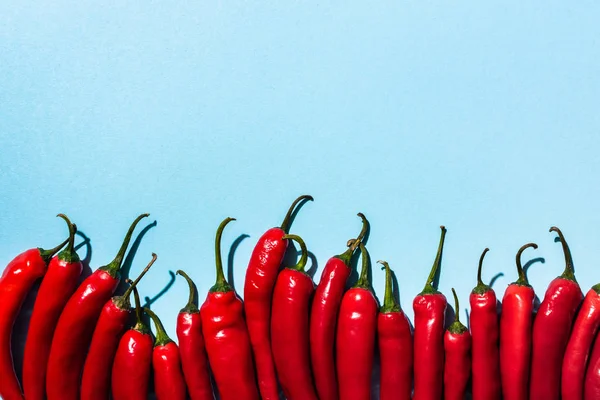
244,194,313,400
175,270,214,400
111,285,153,400
23,214,83,400
0,221,68,400
469,248,502,400
377,260,412,400
201,217,260,400
444,288,471,400
500,242,537,400
530,227,584,400
584,334,600,399
46,213,149,400
144,307,187,399
271,234,318,400
336,242,378,400
80,252,157,400
310,213,369,400
412,226,447,400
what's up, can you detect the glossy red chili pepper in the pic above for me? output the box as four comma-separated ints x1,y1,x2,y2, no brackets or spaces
336,242,378,400
271,234,318,400
584,332,600,399
46,213,149,400
23,214,82,400
175,270,214,400
377,260,412,400
111,285,153,400
444,288,471,400
412,226,447,400
310,213,368,400
80,252,157,400
201,217,259,400
530,227,583,400
244,195,313,400
500,242,537,400
469,248,501,400
0,224,68,400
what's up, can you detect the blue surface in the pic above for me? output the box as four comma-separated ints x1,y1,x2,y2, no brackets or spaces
1,1,600,348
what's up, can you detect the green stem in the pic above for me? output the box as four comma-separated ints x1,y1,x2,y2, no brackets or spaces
550,226,577,282
515,242,537,286
448,288,468,334
378,260,400,313
280,195,314,233
114,253,157,309
420,226,447,295
282,234,308,272
39,236,70,264
452,288,460,323
210,217,235,293
100,213,150,278
56,214,80,263
130,281,149,334
337,213,369,265
472,248,490,295
176,270,199,313
144,307,173,347
354,242,371,289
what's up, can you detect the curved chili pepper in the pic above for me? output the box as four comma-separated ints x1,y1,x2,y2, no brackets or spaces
111,285,153,400
23,214,82,400
310,213,368,400
530,227,584,400
377,260,412,400
412,226,447,400
243,194,313,400
201,217,260,400
336,242,378,400
80,252,157,400
175,269,214,400
444,288,471,400
0,223,68,400
500,242,537,400
271,234,318,400
46,213,149,400
584,332,600,399
469,248,501,400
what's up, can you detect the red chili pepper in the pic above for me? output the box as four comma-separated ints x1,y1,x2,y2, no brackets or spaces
530,227,584,400
271,234,318,400
80,252,157,400
310,213,368,400
46,213,149,400
377,260,412,400
584,332,600,399
201,217,259,400
23,214,82,400
244,195,313,400
444,288,471,400
336,242,378,400
469,248,501,400
0,223,68,400
412,226,447,400
175,269,214,400
500,242,537,400
111,285,153,400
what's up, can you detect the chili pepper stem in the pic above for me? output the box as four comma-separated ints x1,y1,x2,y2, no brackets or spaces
550,226,577,282
114,253,157,309
515,243,537,286
472,248,490,294
354,243,371,289
130,283,150,334
211,217,235,293
55,214,81,263
280,195,314,233
100,213,150,277
378,260,400,313
39,236,71,264
176,270,199,313
337,213,369,264
144,308,173,347
281,234,308,272
420,226,447,295
448,288,468,334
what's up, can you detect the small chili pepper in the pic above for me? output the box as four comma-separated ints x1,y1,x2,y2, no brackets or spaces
584,333,600,399
500,242,537,400
244,195,313,400
444,288,471,400
144,307,187,400
530,227,584,400
46,213,149,400
271,234,318,400
336,242,378,400
201,217,260,400
0,224,68,400
111,285,153,400
377,260,412,400
80,252,157,400
22,214,83,400
310,213,368,400
469,248,501,400
412,226,447,400
175,269,214,400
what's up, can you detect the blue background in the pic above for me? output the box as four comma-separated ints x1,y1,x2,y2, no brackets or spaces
1,1,600,356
